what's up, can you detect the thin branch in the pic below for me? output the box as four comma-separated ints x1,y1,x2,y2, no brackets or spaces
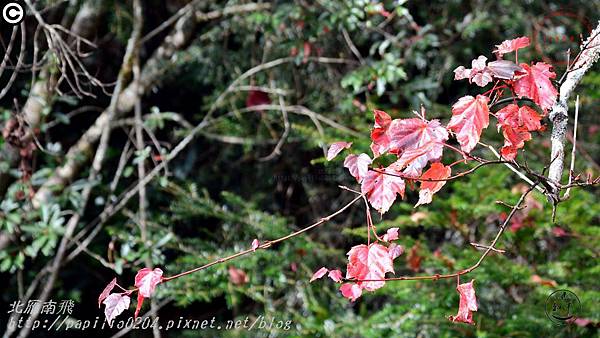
562,95,579,200
346,184,536,282
161,194,363,282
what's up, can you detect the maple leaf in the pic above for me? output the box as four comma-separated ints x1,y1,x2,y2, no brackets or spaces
103,293,130,323
496,104,542,160
134,268,163,319
327,141,352,161
370,109,392,157
382,227,399,242
453,56,494,87
514,62,558,112
340,283,362,302
448,280,478,325
415,162,451,207
328,270,343,283
448,95,490,153
388,117,448,177
344,153,372,182
493,36,530,57
346,243,394,292
310,267,328,282
361,166,405,214
487,60,524,80
388,243,404,260
135,268,163,298
98,278,117,308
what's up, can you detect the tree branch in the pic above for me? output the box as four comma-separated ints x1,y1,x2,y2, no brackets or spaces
547,21,600,194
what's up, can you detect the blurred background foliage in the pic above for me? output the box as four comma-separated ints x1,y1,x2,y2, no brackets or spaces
0,0,599,337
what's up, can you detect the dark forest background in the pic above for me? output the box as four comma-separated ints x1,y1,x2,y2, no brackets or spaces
0,1,599,337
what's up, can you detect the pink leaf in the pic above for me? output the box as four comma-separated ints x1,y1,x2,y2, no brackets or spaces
98,278,117,308
251,239,259,251
471,71,493,87
103,293,130,323
453,56,494,87
327,141,352,161
346,243,394,291
514,62,557,112
453,66,471,80
310,267,329,282
494,36,530,56
328,269,343,283
388,243,404,260
448,95,490,153
487,60,524,80
340,283,362,302
361,166,405,214
415,163,451,207
344,153,372,182
387,117,448,177
448,279,478,325
382,227,399,242
134,268,163,298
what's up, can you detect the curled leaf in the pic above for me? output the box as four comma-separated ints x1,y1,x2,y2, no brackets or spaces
494,36,530,57
340,283,362,302
310,267,329,282
328,269,343,283
327,141,352,161
449,280,478,325
98,278,117,308
415,163,451,207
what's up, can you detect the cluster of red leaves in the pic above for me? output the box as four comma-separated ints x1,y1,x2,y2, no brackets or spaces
98,268,163,323
320,36,557,324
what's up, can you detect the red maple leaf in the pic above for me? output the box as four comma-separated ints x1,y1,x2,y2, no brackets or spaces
361,166,405,214
345,243,394,292
448,95,490,153
496,104,542,160
370,110,393,157
448,279,478,325
513,62,557,112
493,36,530,57
415,162,451,207
134,268,163,319
388,117,449,177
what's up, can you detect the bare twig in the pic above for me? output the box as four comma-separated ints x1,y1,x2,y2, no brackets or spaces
562,95,579,200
